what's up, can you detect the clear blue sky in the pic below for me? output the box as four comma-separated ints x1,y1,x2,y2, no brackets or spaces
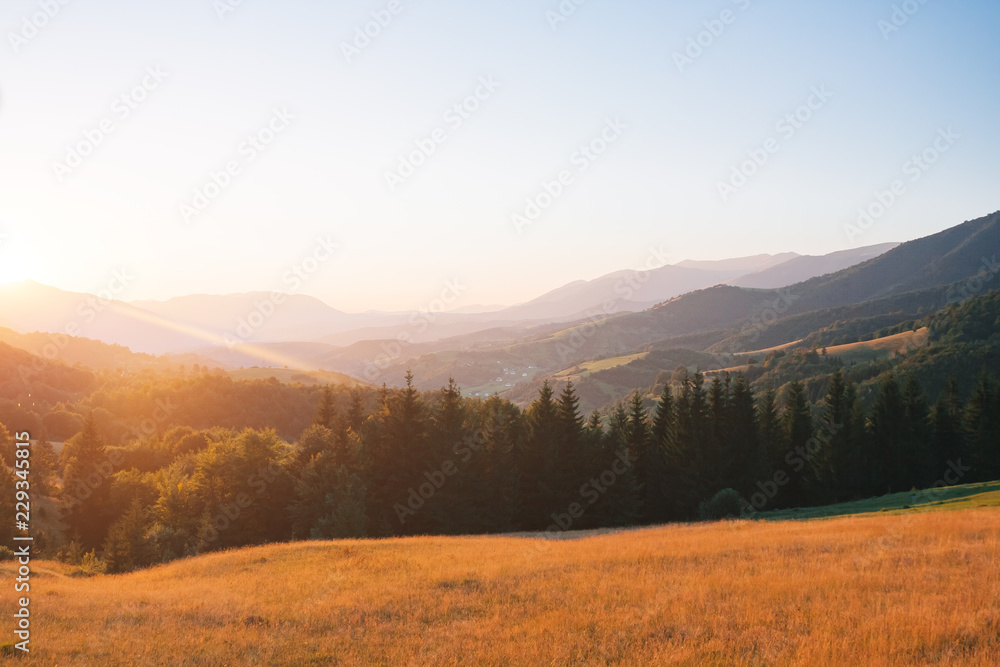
1,0,998,311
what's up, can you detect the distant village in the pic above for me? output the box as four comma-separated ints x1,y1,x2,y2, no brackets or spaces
465,362,535,397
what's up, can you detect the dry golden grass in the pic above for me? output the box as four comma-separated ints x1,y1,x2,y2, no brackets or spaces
742,338,806,356
738,328,930,365
822,327,930,360
3,508,998,666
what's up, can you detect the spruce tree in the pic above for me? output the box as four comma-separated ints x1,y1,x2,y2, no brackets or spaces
728,374,759,497
651,385,674,449
930,378,963,479
782,380,813,507
366,372,429,535
901,375,932,487
555,382,589,500
821,369,849,501
869,373,907,493
963,372,999,483
62,416,115,549
428,378,474,533
315,385,337,429
514,381,561,530
103,500,155,574
595,402,643,527
626,391,668,523
757,387,783,481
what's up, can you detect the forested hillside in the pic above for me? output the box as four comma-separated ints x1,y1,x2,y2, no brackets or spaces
4,356,997,573
0,250,997,577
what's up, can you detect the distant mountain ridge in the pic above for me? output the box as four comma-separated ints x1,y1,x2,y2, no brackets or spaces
676,252,799,272
360,211,999,392
0,242,899,357
727,243,900,289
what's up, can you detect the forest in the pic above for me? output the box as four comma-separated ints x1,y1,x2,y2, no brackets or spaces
2,361,997,574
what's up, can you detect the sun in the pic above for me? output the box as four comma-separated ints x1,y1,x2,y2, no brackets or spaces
0,242,38,285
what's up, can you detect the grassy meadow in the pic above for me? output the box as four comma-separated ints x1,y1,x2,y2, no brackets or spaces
759,480,1000,521
821,327,930,362
2,505,998,665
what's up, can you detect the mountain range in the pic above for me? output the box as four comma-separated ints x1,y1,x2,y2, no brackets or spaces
0,241,898,357
2,211,997,414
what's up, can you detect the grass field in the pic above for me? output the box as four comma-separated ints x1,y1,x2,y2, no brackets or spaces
742,338,805,356
821,327,930,362
553,352,649,381
739,328,930,365
759,480,1000,521
3,503,998,665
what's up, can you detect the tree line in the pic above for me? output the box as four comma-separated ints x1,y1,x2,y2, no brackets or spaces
3,366,998,573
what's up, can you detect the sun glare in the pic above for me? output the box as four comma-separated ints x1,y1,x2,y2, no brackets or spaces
0,247,36,285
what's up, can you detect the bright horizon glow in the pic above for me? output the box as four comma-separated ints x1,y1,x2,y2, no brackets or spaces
2,0,998,312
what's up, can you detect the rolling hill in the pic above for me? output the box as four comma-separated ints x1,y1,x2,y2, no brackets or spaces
5,506,997,665
541,212,997,363
371,211,997,398
726,243,899,289
0,326,222,373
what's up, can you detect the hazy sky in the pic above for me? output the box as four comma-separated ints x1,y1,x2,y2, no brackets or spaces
1,0,998,312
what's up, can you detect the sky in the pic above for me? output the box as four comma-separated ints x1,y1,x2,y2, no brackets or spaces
1,0,998,312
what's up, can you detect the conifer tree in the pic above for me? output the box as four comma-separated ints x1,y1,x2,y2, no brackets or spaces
555,382,589,499
821,369,849,501
728,374,759,497
651,385,674,449
869,373,906,493
783,380,813,507
315,385,338,430
757,387,783,481
930,378,963,478
62,415,115,549
514,381,561,530
963,372,999,482
625,391,670,522
103,500,155,574
901,375,932,487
